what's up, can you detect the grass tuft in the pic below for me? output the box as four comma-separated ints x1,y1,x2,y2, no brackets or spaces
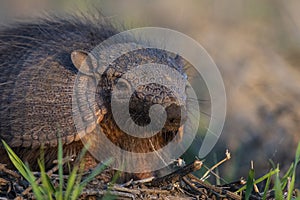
236,142,300,199
2,139,112,199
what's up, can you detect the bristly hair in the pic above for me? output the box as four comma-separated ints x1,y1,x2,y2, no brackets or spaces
0,11,119,53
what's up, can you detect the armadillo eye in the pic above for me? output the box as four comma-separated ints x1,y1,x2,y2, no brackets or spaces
116,78,131,91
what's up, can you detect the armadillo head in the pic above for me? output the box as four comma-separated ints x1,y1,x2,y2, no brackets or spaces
71,46,188,154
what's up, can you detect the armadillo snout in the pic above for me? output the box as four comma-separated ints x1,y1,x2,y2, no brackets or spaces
165,103,187,129
128,83,187,131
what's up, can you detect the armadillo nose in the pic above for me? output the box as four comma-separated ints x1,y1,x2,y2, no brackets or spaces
165,103,187,127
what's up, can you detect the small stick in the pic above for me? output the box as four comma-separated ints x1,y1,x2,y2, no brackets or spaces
120,179,133,187
112,185,141,195
132,177,154,185
81,189,136,199
201,149,231,180
139,188,170,194
202,164,228,184
181,176,210,198
186,174,242,200
120,177,155,187
52,155,75,164
150,160,202,187
0,163,20,178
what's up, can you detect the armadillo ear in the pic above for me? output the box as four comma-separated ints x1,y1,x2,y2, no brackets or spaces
71,50,96,76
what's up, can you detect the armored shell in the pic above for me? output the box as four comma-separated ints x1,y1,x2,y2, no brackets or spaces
0,14,187,173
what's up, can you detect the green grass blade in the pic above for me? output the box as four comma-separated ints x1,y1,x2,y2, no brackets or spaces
79,158,113,188
2,140,44,199
74,158,113,198
262,169,272,200
102,169,122,200
110,170,121,185
65,165,79,199
235,168,279,193
295,191,300,200
68,144,96,200
71,187,82,200
38,148,55,196
38,159,55,197
77,143,90,162
274,169,284,200
287,142,300,200
295,142,300,165
2,140,33,180
268,159,276,169
287,173,296,200
69,160,86,200
245,167,255,200
255,168,279,185
281,163,294,190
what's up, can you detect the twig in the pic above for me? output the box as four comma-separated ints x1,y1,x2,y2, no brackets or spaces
81,189,136,199
132,177,154,185
139,188,170,194
0,164,20,178
187,174,242,200
121,179,134,187
181,176,210,198
150,160,202,187
112,185,141,195
201,149,231,180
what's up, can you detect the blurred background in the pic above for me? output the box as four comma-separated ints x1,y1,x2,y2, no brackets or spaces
1,0,300,187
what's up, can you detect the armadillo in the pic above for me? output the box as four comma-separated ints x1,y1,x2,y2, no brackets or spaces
0,14,188,179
